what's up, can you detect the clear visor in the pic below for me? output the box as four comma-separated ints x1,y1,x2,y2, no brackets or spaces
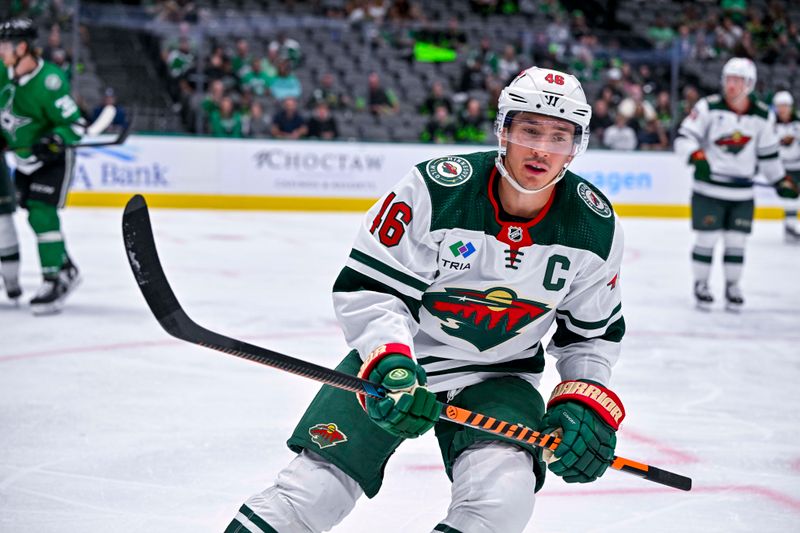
501,115,580,155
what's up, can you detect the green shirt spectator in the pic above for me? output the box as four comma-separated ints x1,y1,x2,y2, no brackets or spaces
241,59,273,97
209,97,243,138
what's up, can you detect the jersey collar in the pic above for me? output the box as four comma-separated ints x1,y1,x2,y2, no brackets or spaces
11,58,44,87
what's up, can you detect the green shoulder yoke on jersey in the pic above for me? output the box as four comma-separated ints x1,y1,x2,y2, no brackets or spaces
530,171,617,261
706,93,770,120
416,150,497,232
416,151,616,261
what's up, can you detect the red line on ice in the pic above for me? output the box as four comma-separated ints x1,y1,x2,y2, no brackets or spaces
621,428,700,465
541,485,800,513
0,329,340,362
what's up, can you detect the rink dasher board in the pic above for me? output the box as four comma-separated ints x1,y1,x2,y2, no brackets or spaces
5,136,792,217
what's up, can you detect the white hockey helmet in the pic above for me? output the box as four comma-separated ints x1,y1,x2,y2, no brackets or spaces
721,57,757,94
773,90,794,107
495,66,592,194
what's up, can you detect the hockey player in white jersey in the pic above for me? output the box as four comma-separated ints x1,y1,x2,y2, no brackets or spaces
773,91,800,243
225,67,626,533
675,57,797,311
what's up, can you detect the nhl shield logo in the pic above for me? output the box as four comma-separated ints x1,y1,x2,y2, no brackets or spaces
508,226,523,242
309,423,348,449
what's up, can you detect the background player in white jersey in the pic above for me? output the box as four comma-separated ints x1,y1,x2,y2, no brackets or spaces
225,67,626,533
773,91,800,243
675,57,797,311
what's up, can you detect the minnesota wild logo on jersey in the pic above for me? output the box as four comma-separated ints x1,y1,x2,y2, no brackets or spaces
714,130,752,155
422,287,550,351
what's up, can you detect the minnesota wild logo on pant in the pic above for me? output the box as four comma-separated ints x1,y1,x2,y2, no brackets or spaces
422,287,550,351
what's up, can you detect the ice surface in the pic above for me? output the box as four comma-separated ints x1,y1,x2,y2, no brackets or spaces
1,207,799,532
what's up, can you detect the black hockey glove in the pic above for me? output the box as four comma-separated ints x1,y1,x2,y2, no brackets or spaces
32,134,66,163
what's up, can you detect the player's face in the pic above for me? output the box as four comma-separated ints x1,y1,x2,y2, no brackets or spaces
503,113,575,189
723,75,748,103
776,104,792,122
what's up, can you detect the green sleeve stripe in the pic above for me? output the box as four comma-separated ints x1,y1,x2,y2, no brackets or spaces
333,266,421,321
237,505,279,533
757,152,779,160
556,302,622,330
349,248,429,292
551,316,626,348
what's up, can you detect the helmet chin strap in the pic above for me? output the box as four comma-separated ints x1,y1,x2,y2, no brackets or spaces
495,154,568,195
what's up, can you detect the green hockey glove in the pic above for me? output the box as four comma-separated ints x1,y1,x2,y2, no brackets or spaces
775,176,799,199
539,380,625,484
32,134,65,163
688,149,711,181
357,344,441,439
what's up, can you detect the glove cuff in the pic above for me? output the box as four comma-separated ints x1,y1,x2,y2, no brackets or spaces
356,343,413,410
548,380,625,430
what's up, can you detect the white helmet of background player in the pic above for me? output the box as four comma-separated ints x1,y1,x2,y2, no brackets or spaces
721,57,757,95
495,66,592,194
773,91,793,107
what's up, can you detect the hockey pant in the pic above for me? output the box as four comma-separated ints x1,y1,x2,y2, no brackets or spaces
229,440,536,533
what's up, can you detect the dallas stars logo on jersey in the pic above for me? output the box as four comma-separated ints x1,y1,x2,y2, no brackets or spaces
422,287,550,351
714,130,752,155
0,86,32,141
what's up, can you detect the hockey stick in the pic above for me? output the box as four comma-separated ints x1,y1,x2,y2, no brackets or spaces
4,113,132,152
122,194,692,492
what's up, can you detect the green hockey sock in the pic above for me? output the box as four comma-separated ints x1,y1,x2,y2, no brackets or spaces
27,200,66,278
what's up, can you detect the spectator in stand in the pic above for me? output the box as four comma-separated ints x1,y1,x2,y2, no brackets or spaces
91,88,129,132
155,0,198,23
468,36,499,75
603,113,637,150
675,24,693,58
367,72,399,116
231,38,252,80
601,67,625,108
201,79,226,117
205,45,227,82
269,60,302,101
497,44,520,84
210,96,243,138
680,85,700,120
244,101,271,138
618,84,656,133
269,31,302,68
420,104,456,144
307,102,339,140
307,72,351,111
455,98,489,143
165,35,195,82
637,119,669,151
50,48,71,80
271,97,307,139
635,64,659,97
654,90,672,135
458,56,490,93
716,16,744,53
419,81,452,115
646,15,676,49
387,0,424,22
241,58,273,97
589,99,614,145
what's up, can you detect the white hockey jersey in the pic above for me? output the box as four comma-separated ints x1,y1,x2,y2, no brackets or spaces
676,94,784,201
332,151,624,394
776,109,800,172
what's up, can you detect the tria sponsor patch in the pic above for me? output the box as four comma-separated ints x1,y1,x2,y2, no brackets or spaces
309,422,348,449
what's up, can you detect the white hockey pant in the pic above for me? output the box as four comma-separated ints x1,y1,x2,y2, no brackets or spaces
233,441,536,533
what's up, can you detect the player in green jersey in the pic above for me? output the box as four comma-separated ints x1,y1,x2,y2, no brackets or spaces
0,151,21,302
0,18,82,314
